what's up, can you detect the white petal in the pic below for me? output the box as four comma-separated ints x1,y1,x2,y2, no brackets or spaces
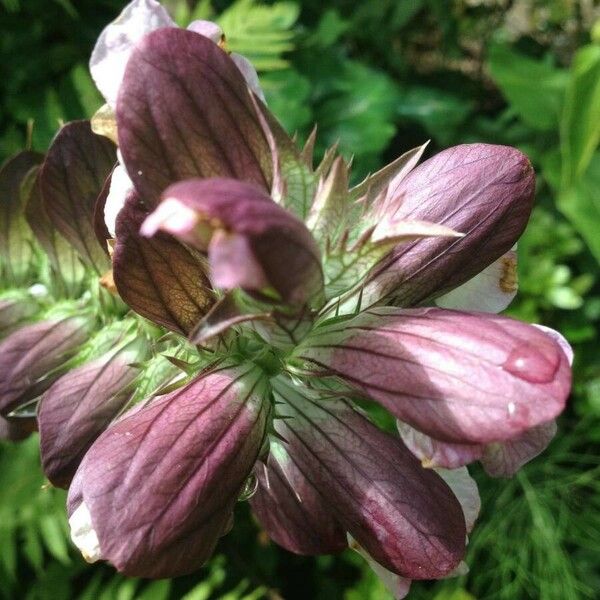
69,502,102,563
434,466,481,534
435,247,518,313
348,535,412,599
105,159,135,238
231,53,266,102
90,0,175,107
187,19,224,43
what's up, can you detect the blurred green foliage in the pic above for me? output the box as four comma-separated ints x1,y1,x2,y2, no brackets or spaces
1,0,600,598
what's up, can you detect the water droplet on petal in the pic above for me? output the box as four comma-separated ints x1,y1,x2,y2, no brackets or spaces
503,342,558,384
238,472,258,501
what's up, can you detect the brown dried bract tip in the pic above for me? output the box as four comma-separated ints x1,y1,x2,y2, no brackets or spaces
106,238,116,257
100,269,118,295
499,254,518,293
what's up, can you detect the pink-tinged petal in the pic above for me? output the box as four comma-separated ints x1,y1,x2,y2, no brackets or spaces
38,338,148,489
250,439,347,555
0,151,43,282
299,307,571,444
436,248,518,313
147,178,323,306
533,324,574,365
478,325,571,477
117,28,273,207
399,418,559,478
187,20,223,43
0,316,93,416
397,421,484,469
68,364,270,577
231,53,265,101
40,121,116,274
434,467,480,533
112,193,215,334
480,420,558,478
272,378,466,579
363,144,535,307
66,465,84,518
187,19,265,102
348,536,412,599
90,0,175,108
209,230,271,291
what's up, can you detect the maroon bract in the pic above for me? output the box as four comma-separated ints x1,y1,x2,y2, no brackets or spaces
363,144,535,308
112,194,215,334
116,29,272,208
68,365,270,577
40,120,116,275
297,307,570,444
39,337,148,488
0,315,93,416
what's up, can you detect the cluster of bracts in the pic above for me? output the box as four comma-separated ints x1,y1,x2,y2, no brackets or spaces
0,1,572,597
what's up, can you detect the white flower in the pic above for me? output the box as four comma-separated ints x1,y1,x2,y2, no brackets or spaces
90,0,264,110
69,502,102,563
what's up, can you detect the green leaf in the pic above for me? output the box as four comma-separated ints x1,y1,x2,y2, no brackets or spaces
0,520,17,580
128,353,182,405
487,43,568,131
190,0,214,21
261,69,312,134
39,514,70,564
22,523,44,572
557,152,600,263
217,0,298,71
252,100,317,220
433,591,475,600
69,63,103,118
135,580,171,600
560,44,600,186
308,9,349,47
396,86,472,145
315,60,401,174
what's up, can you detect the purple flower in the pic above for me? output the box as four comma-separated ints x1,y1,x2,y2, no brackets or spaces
10,2,572,593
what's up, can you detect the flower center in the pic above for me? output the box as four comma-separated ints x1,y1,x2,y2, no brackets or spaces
251,346,285,377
